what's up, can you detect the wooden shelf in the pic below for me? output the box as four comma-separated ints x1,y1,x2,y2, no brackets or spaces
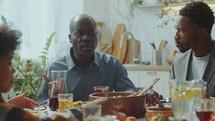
135,3,164,8
166,1,215,7
135,1,215,8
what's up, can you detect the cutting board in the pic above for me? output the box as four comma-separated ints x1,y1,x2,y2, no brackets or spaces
123,39,141,64
112,24,127,63
134,39,141,61
96,22,112,54
123,39,133,64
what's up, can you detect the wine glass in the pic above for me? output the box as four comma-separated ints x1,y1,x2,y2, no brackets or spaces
195,98,215,121
94,86,109,92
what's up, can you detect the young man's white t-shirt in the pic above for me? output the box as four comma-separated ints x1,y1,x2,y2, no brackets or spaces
187,53,210,80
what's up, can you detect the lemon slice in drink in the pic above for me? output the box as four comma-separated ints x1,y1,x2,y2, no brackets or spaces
170,88,183,101
191,88,202,97
185,88,202,100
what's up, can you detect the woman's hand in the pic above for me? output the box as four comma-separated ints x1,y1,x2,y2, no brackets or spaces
7,93,40,109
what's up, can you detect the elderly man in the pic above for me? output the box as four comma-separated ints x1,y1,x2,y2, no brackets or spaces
37,14,137,104
171,1,215,97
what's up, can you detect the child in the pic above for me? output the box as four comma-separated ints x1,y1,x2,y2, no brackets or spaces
0,25,73,121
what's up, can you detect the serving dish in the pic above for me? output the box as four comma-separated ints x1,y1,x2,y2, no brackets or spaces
89,92,146,118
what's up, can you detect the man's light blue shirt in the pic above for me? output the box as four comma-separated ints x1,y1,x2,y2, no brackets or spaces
37,48,136,104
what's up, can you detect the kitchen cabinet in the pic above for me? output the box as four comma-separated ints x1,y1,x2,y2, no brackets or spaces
124,65,171,98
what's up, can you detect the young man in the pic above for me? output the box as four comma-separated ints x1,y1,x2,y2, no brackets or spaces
171,1,215,97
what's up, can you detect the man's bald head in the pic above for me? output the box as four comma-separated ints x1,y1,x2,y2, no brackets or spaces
69,14,96,34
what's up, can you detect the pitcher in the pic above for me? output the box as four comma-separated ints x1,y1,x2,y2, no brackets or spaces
49,70,68,111
169,79,205,121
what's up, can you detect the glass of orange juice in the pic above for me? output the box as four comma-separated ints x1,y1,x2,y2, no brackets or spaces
58,93,73,112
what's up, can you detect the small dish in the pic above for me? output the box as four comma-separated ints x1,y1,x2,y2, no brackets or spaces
145,107,173,121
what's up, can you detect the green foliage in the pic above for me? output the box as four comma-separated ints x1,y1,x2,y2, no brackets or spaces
158,101,165,107
157,113,165,121
115,0,143,29
156,6,177,28
13,32,56,100
128,0,142,18
40,32,56,66
1,15,8,26
127,0,143,28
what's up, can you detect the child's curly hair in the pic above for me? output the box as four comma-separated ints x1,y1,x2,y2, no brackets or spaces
0,25,21,56
179,1,214,34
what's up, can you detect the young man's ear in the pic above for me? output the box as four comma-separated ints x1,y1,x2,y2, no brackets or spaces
197,28,207,38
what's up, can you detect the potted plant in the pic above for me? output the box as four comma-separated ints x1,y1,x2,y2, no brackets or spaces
13,32,55,100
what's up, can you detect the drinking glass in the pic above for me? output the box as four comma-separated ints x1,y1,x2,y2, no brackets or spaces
169,79,204,121
94,86,109,92
49,70,67,111
58,93,73,112
195,98,215,121
82,104,102,121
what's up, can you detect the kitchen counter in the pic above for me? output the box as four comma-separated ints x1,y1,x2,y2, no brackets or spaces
125,64,171,98
123,64,171,71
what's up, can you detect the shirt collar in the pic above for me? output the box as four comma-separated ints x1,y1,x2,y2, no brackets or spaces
66,48,76,71
93,52,100,67
66,47,100,71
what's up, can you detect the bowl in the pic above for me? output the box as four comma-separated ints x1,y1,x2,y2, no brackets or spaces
145,107,173,121
89,92,146,118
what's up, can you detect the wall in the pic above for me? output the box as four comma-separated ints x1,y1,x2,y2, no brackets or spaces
0,0,83,60
1,0,84,99
49,0,84,61
84,0,215,65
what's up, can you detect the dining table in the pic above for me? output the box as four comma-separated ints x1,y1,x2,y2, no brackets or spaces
32,106,147,121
